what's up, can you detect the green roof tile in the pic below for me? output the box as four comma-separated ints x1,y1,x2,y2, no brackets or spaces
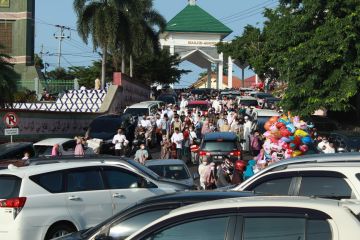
165,4,233,36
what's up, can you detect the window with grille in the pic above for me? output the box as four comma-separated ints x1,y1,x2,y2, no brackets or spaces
0,21,13,54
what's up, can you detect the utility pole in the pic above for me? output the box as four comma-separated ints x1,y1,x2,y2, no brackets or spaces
39,44,49,78
53,25,70,68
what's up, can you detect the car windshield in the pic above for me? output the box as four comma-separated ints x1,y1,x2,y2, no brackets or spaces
203,141,237,152
34,145,53,156
0,175,21,199
256,93,273,99
124,108,148,116
240,100,258,107
147,165,190,180
126,160,160,180
187,104,209,111
158,96,176,104
89,118,123,133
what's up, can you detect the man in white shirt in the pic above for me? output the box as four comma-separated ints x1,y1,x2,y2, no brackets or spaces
243,116,252,151
171,127,184,160
112,128,128,156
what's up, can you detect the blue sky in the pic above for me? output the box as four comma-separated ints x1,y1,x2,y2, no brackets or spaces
35,0,278,87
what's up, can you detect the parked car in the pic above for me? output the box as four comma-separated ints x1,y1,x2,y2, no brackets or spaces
250,109,281,133
140,100,165,109
233,153,360,199
126,196,360,240
145,159,199,189
186,100,211,115
330,131,360,152
156,94,177,105
56,191,256,240
0,142,35,168
86,114,137,154
194,132,242,164
124,102,159,116
33,138,94,157
237,96,259,108
0,157,190,240
262,96,281,109
220,90,241,100
304,115,339,134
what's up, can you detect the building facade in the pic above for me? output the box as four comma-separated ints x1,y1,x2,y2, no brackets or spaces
0,0,38,82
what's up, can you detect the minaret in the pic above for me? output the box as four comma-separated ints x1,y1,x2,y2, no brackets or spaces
189,0,196,6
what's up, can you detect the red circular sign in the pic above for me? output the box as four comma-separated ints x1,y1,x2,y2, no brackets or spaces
3,112,19,128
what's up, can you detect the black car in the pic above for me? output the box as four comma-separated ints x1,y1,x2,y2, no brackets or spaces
0,142,35,160
86,114,137,154
330,131,360,152
0,142,35,168
198,132,242,164
57,191,255,240
157,94,177,105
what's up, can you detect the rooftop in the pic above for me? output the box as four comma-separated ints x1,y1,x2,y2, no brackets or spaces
165,3,232,37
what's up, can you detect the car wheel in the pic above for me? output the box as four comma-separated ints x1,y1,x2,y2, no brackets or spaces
45,223,76,240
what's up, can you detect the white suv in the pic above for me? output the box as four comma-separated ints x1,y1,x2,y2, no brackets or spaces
127,196,360,240
234,153,360,199
0,159,188,240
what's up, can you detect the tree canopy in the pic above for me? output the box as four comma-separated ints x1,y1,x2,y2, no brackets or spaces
0,47,19,107
218,0,360,116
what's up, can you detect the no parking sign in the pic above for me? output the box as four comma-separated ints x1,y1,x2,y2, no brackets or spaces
3,112,19,128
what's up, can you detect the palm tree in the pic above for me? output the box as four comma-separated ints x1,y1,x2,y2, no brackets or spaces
0,47,19,107
127,0,166,76
73,0,132,89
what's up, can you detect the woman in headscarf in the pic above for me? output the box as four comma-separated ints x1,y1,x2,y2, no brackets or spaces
51,144,60,157
74,136,85,156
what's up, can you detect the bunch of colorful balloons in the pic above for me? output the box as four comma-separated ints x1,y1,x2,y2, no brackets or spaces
260,115,314,162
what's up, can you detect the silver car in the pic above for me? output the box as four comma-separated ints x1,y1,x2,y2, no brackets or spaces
145,159,199,189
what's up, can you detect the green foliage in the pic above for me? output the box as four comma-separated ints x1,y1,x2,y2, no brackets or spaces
68,60,114,88
0,48,19,107
219,0,360,116
133,49,190,85
46,67,74,80
34,54,44,70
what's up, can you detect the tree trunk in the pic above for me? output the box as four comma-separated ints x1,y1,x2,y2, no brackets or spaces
121,48,125,73
130,54,133,77
101,46,107,89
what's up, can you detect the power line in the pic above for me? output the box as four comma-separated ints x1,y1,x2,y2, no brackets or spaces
219,0,276,21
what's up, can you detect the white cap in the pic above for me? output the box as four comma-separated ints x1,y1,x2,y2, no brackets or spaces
244,116,249,120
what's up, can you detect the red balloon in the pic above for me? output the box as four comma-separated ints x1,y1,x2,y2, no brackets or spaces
293,136,301,146
276,122,285,129
264,121,272,131
280,128,291,137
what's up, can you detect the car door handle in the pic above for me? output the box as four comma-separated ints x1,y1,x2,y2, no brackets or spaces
112,193,126,199
68,196,81,201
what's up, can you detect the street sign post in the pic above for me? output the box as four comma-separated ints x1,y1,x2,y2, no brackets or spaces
3,112,20,143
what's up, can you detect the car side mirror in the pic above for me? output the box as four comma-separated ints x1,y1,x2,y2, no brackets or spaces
193,173,200,180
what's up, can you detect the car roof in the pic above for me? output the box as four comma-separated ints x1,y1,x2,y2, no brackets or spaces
171,196,340,216
203,132,237,141
0,160,129,177
187,101,210,105
145,159,186,166
33,138,73,146
127,102,158,108
331,131,360,137
141,100,164,105
137,191,256,205
252,109,281,117
239,96,257,100
241,152,360,182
